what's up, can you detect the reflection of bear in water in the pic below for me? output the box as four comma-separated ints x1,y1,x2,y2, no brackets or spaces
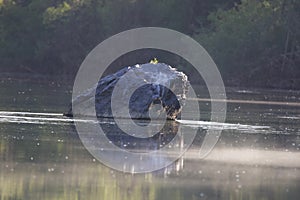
101,120,179,152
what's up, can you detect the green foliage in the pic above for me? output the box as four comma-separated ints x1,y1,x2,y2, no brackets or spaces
0,0,48,70
0,0,201,74
196,0,299,87
43,2,72,24
0,0,299,88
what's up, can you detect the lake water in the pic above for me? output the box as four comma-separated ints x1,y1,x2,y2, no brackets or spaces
0,76,300,200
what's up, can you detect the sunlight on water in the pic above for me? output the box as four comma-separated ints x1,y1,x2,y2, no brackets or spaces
0,80,300,200
176,119,270,132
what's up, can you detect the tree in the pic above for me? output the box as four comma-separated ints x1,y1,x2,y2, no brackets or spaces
195,0,299,88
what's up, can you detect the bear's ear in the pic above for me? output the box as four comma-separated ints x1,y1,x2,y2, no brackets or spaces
150,58,158,64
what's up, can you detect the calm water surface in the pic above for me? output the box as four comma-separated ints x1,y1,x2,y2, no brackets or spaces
0,77,299,200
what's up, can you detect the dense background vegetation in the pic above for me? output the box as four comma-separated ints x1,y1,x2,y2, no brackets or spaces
0,0,299,89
